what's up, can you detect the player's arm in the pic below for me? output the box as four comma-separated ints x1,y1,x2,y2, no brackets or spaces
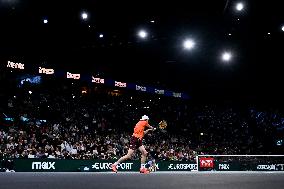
144,124,156,135
144,128,153,135
147,124,157,131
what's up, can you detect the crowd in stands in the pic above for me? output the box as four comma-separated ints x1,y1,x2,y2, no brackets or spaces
0,73,283,162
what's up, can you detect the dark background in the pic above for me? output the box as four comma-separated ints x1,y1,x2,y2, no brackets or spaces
0,0,283,106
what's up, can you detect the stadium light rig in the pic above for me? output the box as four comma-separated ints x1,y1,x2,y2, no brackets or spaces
81,12,88,20
183,39,195,50
138,30,148,39
43,19,48,24
236,2,244,11
222,52,232,62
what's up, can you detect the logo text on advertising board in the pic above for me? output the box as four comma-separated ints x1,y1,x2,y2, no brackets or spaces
199,157,214,168
39,67,54,75
7,61,25,70
92,77,105,84
168,163,197,170
92,163,133,170
219,163,230,170
155,163,159,170
115,81,127,88
32,162,55,170
257,164,284,171
67,72,80,80
155,89,165,95
173,92,182,98
136,85,147,92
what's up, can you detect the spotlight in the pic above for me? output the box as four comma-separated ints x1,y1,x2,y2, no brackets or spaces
183,39,195,50
81,12,88,20
222,52,232,62
236,2,244,11
138,30,148,38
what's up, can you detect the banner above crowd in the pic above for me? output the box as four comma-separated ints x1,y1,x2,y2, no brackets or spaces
5,60,189,99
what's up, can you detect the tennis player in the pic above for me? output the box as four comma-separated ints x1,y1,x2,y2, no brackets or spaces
111,115,155,173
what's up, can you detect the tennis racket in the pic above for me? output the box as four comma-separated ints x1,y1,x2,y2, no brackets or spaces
154,120,167,133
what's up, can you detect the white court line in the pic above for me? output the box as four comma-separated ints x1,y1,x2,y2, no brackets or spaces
4,171,284,174
89,171,284,174
25,171,284,174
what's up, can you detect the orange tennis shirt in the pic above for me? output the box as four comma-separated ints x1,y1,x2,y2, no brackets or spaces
132,120,149,140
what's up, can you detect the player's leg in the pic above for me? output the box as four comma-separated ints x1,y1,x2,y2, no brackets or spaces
111,148,134,172
138,145,149,173
139,145,148,164
114,148,134,165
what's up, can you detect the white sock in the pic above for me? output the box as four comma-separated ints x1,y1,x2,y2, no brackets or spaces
141,164,145,169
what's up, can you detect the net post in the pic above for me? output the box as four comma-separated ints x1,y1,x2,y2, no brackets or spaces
196,155,199,172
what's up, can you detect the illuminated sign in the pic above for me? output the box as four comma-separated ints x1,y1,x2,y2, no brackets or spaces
199,157,214,168
32,162,55,170
92,76,105,84
7,61,24,70
173,92,182,98
155,89,165,95
168,163,197,170
67,72,80,80
136,85,147,92
39,67,54,75
20,76,41,85
115,81,127,88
